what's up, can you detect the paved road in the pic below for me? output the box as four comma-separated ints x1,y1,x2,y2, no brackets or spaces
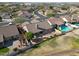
47,49,79,56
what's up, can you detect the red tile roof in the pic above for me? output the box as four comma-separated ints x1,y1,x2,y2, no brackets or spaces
48,17,64,25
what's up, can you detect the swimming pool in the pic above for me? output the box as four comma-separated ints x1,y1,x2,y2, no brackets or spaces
59,25,73,32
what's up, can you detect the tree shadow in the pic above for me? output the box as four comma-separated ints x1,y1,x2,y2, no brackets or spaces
32,37,43,43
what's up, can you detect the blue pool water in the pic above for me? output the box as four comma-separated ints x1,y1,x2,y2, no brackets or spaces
60,25,72,32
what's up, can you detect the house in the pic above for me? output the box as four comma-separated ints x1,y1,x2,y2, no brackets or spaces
22,20,54,36
17,10,33,19
0,24,20,47
0,12,13,23
0,22,9,26
60,15,79,23
47,17,69,32
60,15,76,23
47,17,65,27
71,15,79,23
69,6,79,13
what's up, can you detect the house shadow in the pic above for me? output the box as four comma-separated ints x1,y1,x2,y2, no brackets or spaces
32,28,55,43
4,39,18,47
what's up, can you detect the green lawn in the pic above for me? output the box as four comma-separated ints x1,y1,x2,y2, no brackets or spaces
47,13,56,18
72,37,79,49
21,37,59,56
20,34,79,56
0,47,9,55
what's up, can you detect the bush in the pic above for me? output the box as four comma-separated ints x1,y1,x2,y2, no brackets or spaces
13,47,18,51
50,36,54,38
14,17,26,23
25,32,34,41
0,47,9,55
47,13,56,18
33,45,40,48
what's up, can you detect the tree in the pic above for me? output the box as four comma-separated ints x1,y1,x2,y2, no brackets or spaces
25,32,34,45
49,6,53,9
25,32,34,41
27,7,35,13
38,5,44,10
61,5,70,10
0,16,2,22
14,16,26,24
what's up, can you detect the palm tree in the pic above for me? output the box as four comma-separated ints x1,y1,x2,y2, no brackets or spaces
25,32,34,46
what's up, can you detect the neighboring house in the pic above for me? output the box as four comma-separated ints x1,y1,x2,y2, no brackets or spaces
17,10,33,19
60,15,79,23
60,15,75,23
47,17,73,32
0,22,11,26
1,13,13,23
22,20,54,37
0,24,20,47
47,17,65,27
0,12,13,23
69,6,79,13
71,15,79,23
